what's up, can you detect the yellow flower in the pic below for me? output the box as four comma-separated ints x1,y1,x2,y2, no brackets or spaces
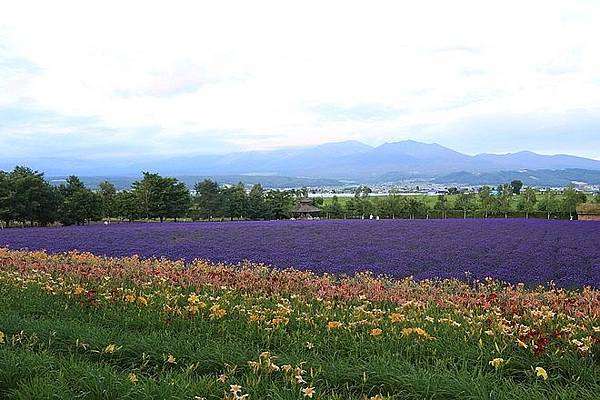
188,293,200,304
370,328,383,336
516,339,528,349
248,361,260,372
230,384,242,394
124,294,136,303
137,296,148,306
370,395,384,400
249,313,260,322
217,374,227,383
489,357,505,370
166,354,177,364
103,344,121,354
73,286,85,295
0,331,4,344
210,305,227,319
302,386,315,398
535,367,548,381
327,321,342,330
389,312,405,323
128,372,138,384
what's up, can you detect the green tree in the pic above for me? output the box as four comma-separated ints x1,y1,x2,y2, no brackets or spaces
247,184,267,220
510,180,523,195
517,187,537,218
221,183,247,220
562,186,587,219
434,194,449,219
454,193,475,219
265,190,295,219
132,173,190,222
0,171,14,228
193,179,222,220
114,190,140,222
322,195,344,219
594,191,600,203
98,181,117,221
537,190,560,219
9,166,60,226
59,176,102,225
477,186,494,218
406,197,428,219
496,184,513,218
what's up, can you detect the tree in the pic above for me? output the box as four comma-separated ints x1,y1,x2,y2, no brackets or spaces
0,171,14,228
562,186,587,219
517,187,537,218
114,190,140,222
433,195,449,218
537,190,560,219
221,183,247,220
99,181,117,221
193,179,222,220
594,191,600,204
322,195,344,219
510,180,523,195
496,184,513,218
59,176,102,225
164,178,191,221
406,197,428,219
478,186,494,218
247,184,267,220
454,193,475,219
9,166,60,226
265,190,295,219
132,172,190,222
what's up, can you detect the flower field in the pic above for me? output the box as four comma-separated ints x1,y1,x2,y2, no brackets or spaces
1,248,600,399
1,219,599,286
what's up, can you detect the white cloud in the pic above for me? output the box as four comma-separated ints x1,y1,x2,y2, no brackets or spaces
1,0,600,158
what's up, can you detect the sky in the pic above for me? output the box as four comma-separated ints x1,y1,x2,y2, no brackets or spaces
2,0,600,165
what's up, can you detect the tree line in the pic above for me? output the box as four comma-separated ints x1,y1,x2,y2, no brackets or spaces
1,167,599,227
321,181,598,220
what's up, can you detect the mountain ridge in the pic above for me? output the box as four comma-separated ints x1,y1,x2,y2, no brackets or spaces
2,139,600,180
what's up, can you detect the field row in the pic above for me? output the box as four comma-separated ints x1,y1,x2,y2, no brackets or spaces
1,249,600,399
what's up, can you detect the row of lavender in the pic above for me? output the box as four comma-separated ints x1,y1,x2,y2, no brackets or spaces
1,219,599,287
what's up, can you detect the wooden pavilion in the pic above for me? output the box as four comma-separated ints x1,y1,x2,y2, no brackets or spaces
291,197,321,219
576,204,600,221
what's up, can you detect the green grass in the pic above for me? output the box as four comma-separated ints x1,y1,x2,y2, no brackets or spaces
1,282,599,400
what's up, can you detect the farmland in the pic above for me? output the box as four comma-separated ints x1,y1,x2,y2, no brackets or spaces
1,219,599,287
1,219,600,399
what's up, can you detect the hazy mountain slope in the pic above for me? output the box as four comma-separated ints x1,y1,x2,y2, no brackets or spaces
4,140,600,179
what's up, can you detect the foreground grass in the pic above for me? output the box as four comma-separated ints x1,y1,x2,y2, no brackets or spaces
1,249,599,399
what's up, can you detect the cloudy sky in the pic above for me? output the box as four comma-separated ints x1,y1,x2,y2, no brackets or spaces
2,0,600,165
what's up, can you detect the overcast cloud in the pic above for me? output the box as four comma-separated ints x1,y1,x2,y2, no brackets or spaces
1,0,600,162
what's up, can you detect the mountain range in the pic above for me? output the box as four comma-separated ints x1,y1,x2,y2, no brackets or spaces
5,140,600,186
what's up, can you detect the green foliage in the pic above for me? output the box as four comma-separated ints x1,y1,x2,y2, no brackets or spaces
562,185,587,217
132,172,191,222
265,190,295,219
98,181,117,220
221,183,248,220
5,166,61,226
192,179,222,220
58,176,102,226
510,180,523,195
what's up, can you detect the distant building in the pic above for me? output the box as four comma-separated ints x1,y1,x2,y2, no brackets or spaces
291,197,321,219
576,204,600,221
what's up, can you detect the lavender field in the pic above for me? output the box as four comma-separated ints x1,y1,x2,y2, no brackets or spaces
1,219,599,287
